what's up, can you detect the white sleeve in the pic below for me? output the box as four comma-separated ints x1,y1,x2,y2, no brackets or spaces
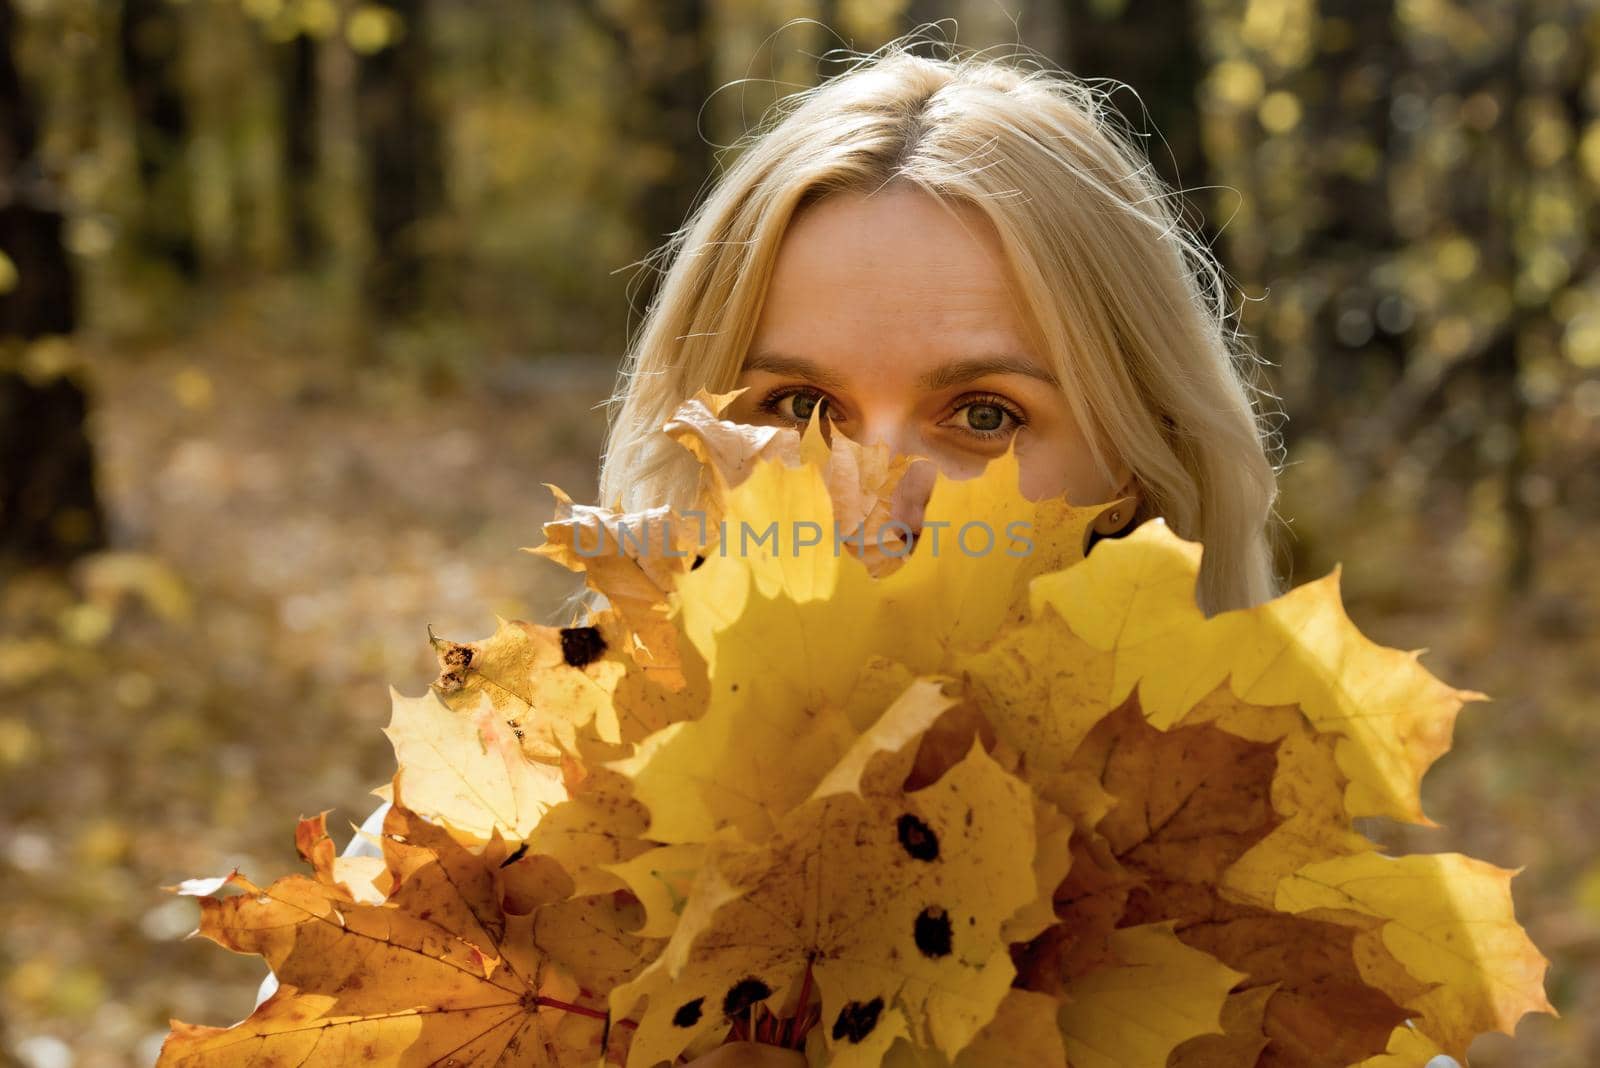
250,801,392,1012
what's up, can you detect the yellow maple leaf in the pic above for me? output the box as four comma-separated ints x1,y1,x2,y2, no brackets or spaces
383,685,567,842
664,389,916,572
1276,851,1557,1059
523,765,654,898
610,742,1041,1068
1057,922,1245,1068
429,614,629,753
615,659,935,845
880,988,1067,1067
1167,985,1274,1068
1025,520,1481,825
671,434,1102,684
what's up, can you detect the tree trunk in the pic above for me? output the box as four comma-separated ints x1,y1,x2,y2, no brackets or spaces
578,0,714,313
280,29,319,268
356,0,444,319
1060,0,1210,216
0,0,105,573
630,0,714,260
118,0,198,278
1479,3,1535,594
1303,0,1406,427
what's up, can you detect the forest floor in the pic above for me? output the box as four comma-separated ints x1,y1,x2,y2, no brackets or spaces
1,309,1596,1066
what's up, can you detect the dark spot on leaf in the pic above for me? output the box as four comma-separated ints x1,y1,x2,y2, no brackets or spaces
559,626,606,668
730,683,739,693
672,997,704,1028
722,977,771,1018
691,554,706,570
499,843,529,868
914,906,953,958
897,813,939,861
831,997,884,1044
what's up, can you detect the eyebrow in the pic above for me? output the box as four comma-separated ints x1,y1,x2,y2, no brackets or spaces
743,350,1060,390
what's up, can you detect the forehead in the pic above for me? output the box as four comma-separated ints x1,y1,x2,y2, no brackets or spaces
751,185,1036,364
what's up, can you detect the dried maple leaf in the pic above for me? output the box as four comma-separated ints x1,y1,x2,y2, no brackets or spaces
295,810,391,904
1276,851,1556,1061
1024,522,1479,825
157,804,631,1067
1056,921,1245,1068
609,741,1042,1068
663,388,915,569
614,659,936,845
383,684,567,842
521,765,654,898
539,391,1104,686
671,433,1103,681
534,488,699,675
428,614,628,755
881,988,1067,1067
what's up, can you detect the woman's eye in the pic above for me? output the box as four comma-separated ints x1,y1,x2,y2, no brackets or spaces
964,403,1007,432
949,397,1025,438
759,388,828,424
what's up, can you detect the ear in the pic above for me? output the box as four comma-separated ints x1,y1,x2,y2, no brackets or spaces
1091,474,1141,536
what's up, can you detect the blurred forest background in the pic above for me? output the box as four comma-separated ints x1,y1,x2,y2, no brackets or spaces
0,0,1596,1064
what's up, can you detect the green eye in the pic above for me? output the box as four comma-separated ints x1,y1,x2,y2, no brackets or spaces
947,394,1026,441
756,387,830,427
966,404,1005,432
790,392,821,421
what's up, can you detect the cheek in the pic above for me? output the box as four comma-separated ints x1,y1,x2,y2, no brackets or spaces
1017,428,1118,504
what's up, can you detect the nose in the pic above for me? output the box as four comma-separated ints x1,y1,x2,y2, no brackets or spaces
887,454,938,542
852,416,937,544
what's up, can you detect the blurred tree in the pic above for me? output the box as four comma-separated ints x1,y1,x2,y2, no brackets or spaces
118,0,198,278
1058,0,1211,239
0,0,105,572
357,0,445,319
575,0,714,308
904,0,946,34
1465,1,1539,594
1192,0,1599,594
1300,0,1406,430
279,26,320,268
817,0,842,39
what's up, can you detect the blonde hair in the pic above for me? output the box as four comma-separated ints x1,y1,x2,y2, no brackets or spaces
595,38,1284,616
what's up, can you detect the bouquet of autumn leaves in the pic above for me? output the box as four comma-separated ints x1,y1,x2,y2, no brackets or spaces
159,391,1555,1068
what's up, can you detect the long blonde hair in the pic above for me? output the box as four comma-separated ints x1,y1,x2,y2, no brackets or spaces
595,38,1284,616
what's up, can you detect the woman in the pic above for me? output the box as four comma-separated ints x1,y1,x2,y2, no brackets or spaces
596,38,1284,619
598,38,1285,1065
260,34,1291,1065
